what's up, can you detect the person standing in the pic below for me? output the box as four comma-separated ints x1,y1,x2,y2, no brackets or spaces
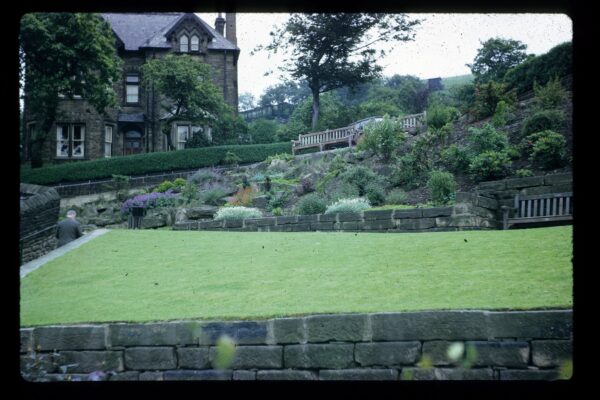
56,210,83,248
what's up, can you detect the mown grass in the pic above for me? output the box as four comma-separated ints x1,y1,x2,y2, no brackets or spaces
20,226,572,327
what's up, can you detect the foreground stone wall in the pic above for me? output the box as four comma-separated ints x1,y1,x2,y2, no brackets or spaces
173,193,498,233
20,310,572,381
20,184,60,264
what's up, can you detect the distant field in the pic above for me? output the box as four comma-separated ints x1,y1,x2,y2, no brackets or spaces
20,226,573,327
441,74,474,89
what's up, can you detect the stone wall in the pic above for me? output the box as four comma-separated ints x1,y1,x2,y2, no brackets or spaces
20,184,61,264
20,310,572,381
173,193,498,233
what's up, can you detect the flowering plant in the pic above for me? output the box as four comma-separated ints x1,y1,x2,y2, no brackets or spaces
121,189,179,214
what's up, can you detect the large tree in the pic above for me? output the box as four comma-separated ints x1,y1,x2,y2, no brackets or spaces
141,54,234,149
468,37,529,84
19,13,122,167
260,13,421,130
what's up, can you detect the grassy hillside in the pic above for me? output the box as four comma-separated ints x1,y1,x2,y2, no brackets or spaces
441,74,474,89
21,226,573,326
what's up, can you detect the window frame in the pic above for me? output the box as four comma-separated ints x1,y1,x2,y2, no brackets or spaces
125,73,140,104
176,125,190,150
55,123,86,159
104,125,114,158
190,35,200,52
179,35,189,53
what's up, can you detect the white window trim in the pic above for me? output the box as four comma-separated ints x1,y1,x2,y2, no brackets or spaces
56,124,85,158
180,35,189,53
177,125,190,150
104,125,113,158
126,74,140,104
191,35,199,51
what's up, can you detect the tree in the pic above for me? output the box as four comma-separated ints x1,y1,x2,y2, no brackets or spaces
259,81,311,107
238,92,257,112
260,13,420,129
468,38,529,84
248,119,279,144
19,13,122,167
141,54,233,149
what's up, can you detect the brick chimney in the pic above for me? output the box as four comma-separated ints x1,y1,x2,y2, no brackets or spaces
215,13,225,36
225,13,237,45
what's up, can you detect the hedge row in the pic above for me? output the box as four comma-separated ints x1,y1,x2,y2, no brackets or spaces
20,142,292,185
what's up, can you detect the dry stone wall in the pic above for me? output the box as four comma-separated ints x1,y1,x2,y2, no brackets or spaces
20,310,572,381
20,184,60,264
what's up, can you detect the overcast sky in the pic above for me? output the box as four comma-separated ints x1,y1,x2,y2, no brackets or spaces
198,13,572,100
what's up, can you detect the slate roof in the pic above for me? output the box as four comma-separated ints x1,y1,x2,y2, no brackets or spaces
101,13,238,52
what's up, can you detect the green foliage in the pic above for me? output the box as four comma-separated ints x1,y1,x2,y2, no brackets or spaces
491,100,514,127
473,81,517,119
249,119,279,144
385,188,408,205
427,103,459,131
504,42,572,94
532,76,567,111
440,144,470,174
450,83,476,116
296,193,327,215
426,170,457,206
328,154,348,177
468,37,528,84
265,153,294,164
339,165,383,196
524,130,567,169
515,169,534,178
469,150,512,181
357,115,407,161
521,110,565,137
271,207,284,216
201,188,227,206
467,123,509,155
222,151,241,165
154,180,175,193
190,170,219,185
282,92,354,136
324,197,371,214
327,181,360,203
111,174,131,201
390,154,423,189
214,206,263,221
365,183,386,206
21,143,292,185
181,182,198,203
267,192,289,211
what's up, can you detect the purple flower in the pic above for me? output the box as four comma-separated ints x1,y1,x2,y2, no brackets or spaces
121,189,179,214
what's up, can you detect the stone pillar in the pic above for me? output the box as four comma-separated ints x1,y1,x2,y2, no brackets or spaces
215,14,225,36
225,13,237,45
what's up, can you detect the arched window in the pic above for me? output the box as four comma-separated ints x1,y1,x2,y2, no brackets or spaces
191,35,200,51
179,35,189,52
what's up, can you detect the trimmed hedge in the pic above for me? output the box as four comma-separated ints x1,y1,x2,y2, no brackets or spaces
21,142,292,185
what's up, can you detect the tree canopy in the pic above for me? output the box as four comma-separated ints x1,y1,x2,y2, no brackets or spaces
468,37,529,84
19,13,122,167
259,13,421,130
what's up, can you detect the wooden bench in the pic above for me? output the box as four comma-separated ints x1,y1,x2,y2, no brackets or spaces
501,192,573,230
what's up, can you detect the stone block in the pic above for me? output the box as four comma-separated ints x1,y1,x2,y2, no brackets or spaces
551,183,573,193
341,221,359,230
455,192,475,203
505,176,545,189
21,329,33,353
269,225,293,232
197,321,269,345
319,213,337,222
34,326,107,351
422,341,459,366
360,220,396,230
186,206,218,220
256,217,277,226
124,347,176,370
311,222,334,230
276,216,297,225
471,206,496,219
435,217,452,228
355,342,421,366
448,216,482,227
109,371,140,381
338,212,362,222
109,322,201,347
477,180,506,191
199,220,224,229
544,173,572,186
172,222,192,231
21,352,58,374
291,223,312,232
284,344,354,369
422,207,453,218
233,370,257,380
475,196,498,210
305,314,370,343
319,369,398,380
177,347,210,369
257,369,317,380
163,370,232,381
269,317,306,344
371,311,488,341
363,210,393,220
466,341,529,368
297,214,318,223
531,340,572,367
396,218,436,230
393,209,422,219
55,351,124,373
224,219,243,228
487,310,572,339
401,367,493,380
498,369,559,380
210,345,282,369
138,371,164,381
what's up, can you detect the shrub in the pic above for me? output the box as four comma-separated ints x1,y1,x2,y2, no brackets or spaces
214,206,262,221
521,110,565,137
181,182,198,203
111,174,130,202
296,193,327,215
324,198,371,214
223,151,241,165
469,150,512,181
121,190,179,214
516,169,534,178
440,144,470,174
173,177,187,189
532,76,567,111
21,142,293,185
467,123,509,155
154,180,175,193
249,118,279,144
339,165,383,196
267,191,288,211
228,186,256,206
328,154,348,177
390,154,422,189
265,153,294,164
327,181,360,203
427,103,459,131
300,176,315,194
365,183,386,206
473,81,516,119
427,170,457,206
201,188,228,206
385,188,408,205
190,170,219,185
271,207,284,216
524,130,567,169
357,115,407,161
491,100,514,127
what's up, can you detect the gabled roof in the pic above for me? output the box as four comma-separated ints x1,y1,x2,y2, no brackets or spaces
101,13,239,52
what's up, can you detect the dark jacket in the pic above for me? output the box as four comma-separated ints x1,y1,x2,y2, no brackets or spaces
56,218,83,248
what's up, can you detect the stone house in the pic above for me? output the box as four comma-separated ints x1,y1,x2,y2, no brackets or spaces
22,12,239,163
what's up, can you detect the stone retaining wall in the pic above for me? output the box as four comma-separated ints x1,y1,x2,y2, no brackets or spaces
173,193,498,233
20,184,60,264
20,310,572,381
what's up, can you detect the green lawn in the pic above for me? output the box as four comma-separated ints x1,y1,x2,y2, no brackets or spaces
20,226,573,327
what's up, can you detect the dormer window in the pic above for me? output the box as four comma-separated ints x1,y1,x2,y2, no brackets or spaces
191,35,199,51
179,35,189,52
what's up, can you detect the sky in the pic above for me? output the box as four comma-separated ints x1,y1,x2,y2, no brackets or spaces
197,13,572,100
